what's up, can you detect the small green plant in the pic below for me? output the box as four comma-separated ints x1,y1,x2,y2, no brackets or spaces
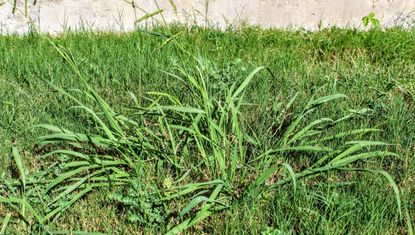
108,179,167,226
362,12,380,28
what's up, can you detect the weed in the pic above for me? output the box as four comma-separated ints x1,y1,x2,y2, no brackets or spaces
0,26,414,234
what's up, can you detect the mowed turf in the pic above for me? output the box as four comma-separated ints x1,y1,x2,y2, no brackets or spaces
0,26,414,234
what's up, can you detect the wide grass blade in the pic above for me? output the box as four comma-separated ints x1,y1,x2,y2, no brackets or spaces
0,214,11,234
340,168,402,217
135,9,164,24
166,184,223,235
168,0,177,13
309,94,348,107
250,162,297,194
328,141,389,164
45,165,101,193
11,147,26,192
179,196,209,217
0,196,43,225
161,180,224,201
43,186,93,222
232,67,265,100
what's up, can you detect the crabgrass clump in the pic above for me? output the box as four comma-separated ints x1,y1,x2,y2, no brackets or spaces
1,27,415,234
1,35,412,234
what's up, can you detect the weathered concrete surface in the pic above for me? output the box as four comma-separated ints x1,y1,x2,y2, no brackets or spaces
1,0,415,34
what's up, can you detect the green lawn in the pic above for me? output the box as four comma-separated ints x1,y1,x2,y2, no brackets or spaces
0,26,414,234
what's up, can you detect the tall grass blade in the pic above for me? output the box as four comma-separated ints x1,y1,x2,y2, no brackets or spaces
232,67,265,100
168,0,177,13
340,168,402,217
135,9,164,24
0,196,43,225
0,214,11,234
11,147,26,192
167,184,223,235
179,196,209,217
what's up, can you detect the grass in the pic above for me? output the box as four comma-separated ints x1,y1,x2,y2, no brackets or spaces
0,26,414,234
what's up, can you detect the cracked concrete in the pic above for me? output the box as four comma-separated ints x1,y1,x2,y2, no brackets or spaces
0,0,414,34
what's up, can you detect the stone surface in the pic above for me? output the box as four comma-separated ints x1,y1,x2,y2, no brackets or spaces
1,0,414,34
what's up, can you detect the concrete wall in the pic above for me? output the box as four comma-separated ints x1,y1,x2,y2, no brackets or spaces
1,0,415,34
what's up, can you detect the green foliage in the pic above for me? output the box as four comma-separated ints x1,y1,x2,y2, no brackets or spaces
108,179,167,226
1,40,408,234
0,27,414,234
362,12,380,28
